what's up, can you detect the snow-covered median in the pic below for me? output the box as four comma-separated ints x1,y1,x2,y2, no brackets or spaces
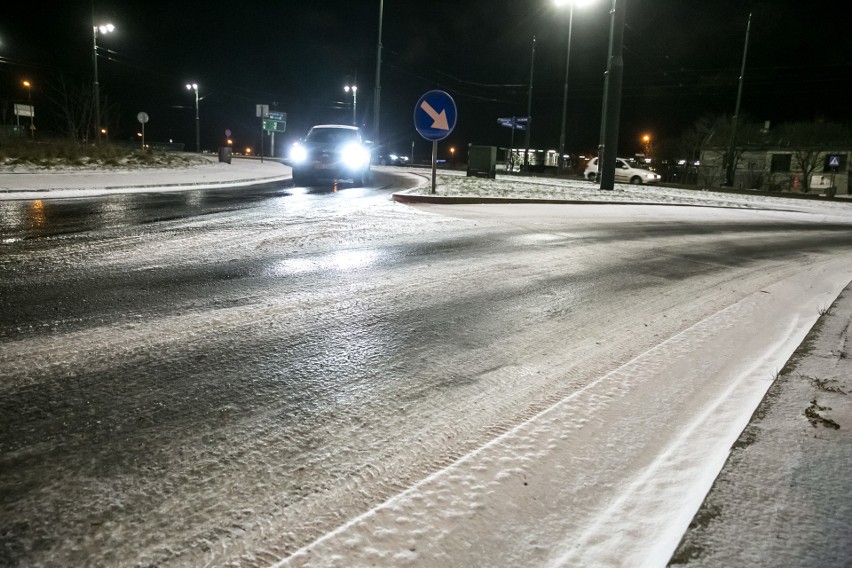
0,157,291,200
395,169,852,214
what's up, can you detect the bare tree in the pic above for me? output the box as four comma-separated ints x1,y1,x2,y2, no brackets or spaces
679,116,720,164
41,75,94,146
680,115,763,187
1,99,10,127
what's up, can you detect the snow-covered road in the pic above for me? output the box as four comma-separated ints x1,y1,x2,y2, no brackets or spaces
2,183,852,567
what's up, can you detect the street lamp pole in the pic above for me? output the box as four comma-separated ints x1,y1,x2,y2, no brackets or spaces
92,23,114,145
345,84,358,126
556,1,576,173
22,80,33,138
555,0,598,174
373,0,384,142
598,0,626,191
186,83,200,152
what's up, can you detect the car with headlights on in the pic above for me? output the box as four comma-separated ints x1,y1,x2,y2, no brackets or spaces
376,153,410,166
583,157,661,185
289,125,372,186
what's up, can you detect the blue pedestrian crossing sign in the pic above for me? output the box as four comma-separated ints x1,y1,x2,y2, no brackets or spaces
414,90,457,141
829,155,841,168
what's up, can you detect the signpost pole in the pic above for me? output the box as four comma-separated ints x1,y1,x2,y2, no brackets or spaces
136,112,149,151
414,90,457,194
509,117,516,173
257,104,269,163
431,141,438,194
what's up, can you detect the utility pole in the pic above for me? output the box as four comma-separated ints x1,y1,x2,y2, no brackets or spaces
373,0,384,143
599,0,626,191
724,13,752,187
524,35,536,172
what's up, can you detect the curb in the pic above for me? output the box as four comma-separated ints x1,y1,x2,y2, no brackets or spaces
100,175,290,191
0,175,291,198
391,192,762,209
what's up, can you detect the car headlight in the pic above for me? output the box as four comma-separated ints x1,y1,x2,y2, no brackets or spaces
290,143,307,164
342,143,370,169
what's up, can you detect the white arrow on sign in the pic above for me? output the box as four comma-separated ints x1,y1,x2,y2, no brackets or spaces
420,101,449,130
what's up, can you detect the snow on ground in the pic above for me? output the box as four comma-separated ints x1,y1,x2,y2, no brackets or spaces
273,260,852,568
2,163,850,566
398,169,852,216
0,156,291,200
669,286,852,568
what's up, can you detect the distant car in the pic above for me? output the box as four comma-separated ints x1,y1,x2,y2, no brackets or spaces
376,153,410,166
584,157,661,185
289,124,372,186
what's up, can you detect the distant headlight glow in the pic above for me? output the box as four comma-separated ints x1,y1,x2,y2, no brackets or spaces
290,144,307,163
342,143,370,169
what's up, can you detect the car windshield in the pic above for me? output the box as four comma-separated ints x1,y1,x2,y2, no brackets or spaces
307,128,359,144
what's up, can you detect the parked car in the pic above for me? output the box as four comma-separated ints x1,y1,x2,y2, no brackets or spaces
376,153,410,166
289,125,372,186
584,157,661,185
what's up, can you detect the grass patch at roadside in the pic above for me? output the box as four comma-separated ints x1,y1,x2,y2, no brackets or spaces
0,137,206,170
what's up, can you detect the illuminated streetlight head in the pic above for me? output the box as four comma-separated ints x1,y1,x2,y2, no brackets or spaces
23,80,31,88
554,0,597,6
98,23,115,34
186,83,198,91
642,134,651,143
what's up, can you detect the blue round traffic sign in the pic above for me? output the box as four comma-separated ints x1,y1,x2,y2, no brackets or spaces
414,90,457,141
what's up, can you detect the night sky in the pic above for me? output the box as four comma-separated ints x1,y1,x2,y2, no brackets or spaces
2,0,850,158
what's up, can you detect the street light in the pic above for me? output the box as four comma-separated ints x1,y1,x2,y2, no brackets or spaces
22,80,33,138
554,0,597,174
344,83,358,126
92,22,114,145
642,133,651,156
186,83,200,152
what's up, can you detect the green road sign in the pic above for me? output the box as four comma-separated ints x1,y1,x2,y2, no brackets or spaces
263,119,287,133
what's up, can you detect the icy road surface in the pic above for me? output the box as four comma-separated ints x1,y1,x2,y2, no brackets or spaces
2,187,852,567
